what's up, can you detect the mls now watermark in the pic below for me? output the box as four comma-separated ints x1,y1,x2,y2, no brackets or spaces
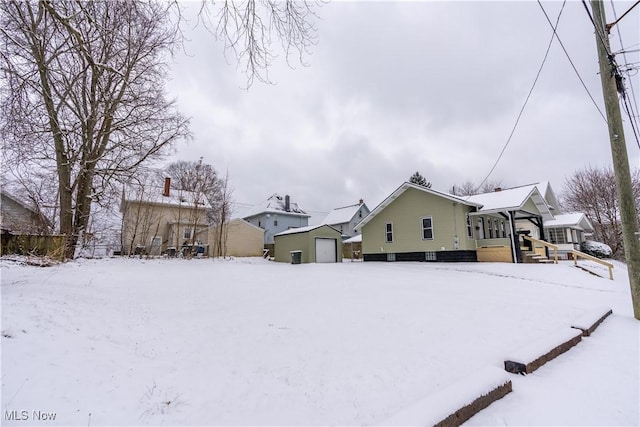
5,410,57,422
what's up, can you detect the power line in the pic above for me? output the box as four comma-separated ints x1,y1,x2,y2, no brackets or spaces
610,0,640,150
474,0,567,194
581,0,615,58
582,0,640,150
538,1,609,123
622,94,640,149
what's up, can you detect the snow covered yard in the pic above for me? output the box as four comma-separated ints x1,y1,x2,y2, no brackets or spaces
1,257,638,426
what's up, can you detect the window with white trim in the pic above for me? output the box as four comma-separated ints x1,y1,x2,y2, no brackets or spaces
183,227,192,239
421,216,434,240
385,222,393,243
466,214,474,238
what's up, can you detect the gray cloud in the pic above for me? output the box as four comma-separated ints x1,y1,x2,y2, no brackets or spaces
166,1,639,220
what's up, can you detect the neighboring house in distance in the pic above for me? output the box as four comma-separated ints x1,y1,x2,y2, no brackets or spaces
358,182,554,263
242,193,310,244
210,218,265,257
0,190,51,234
121,178,211,256
516,182,593,258
544,213,594,257
321,200,370,238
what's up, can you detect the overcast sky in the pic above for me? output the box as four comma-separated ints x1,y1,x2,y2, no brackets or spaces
165,1,640,222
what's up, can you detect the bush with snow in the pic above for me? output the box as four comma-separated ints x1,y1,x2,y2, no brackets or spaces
580,240,612,259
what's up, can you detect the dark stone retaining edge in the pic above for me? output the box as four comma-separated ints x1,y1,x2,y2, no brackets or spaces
571,309,613,337
378,367,512,426
504,330,583,375
434,380,513,427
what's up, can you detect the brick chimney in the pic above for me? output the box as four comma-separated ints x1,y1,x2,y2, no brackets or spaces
494,187,502,192
359,198,364,204
163,177,171,197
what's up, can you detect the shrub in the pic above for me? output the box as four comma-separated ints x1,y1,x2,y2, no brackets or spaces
580,240,613,259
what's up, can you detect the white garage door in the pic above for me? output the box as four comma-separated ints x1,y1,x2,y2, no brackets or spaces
315,238,337,263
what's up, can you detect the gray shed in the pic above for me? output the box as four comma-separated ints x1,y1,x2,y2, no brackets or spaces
274,225,343,263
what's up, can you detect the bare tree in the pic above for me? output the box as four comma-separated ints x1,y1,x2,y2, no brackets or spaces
212,170,234,258
166,160,220,218
200,0,319,85
1,1,191,258
120,175,167,256
450,179,505,196
1,1,319,258
562,165,640,259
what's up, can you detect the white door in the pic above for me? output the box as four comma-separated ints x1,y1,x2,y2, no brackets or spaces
315,238,337,263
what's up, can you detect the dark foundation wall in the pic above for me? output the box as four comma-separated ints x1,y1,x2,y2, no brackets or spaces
363,250,477,262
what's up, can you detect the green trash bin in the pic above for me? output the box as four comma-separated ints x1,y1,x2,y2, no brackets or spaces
290,250,302,264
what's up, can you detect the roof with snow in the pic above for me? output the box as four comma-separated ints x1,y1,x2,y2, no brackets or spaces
242,193,310,219
274,224,339,237
357,182,483,230
534,181,561,212
544,213,593,231
123,185,212,209
343,234,362,244
466,184,553,220
321,202,367,226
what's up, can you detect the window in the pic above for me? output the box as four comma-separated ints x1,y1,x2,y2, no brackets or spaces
385,222,393,243
386,252,396,262
466,215,474,238
274,219,278,226
421,216,434,240
488,219,494,238
494,219,499,238
183,227,192,239
547,228,567,244
425,251,437,261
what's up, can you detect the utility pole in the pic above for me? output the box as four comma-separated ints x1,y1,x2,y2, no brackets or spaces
591,0,640,320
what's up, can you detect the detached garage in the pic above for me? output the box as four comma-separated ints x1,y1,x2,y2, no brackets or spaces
274,225,343,263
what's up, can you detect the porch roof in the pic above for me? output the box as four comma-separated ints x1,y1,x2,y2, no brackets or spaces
544,213,593,231
466,184,554,220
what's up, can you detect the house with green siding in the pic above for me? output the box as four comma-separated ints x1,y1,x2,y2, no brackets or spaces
357,182,554,263
274,224,343,263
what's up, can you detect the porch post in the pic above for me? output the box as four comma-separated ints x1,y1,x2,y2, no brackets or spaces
508,211,520,263
536,216,548,258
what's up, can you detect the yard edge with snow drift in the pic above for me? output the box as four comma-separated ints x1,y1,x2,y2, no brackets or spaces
504,308,613,375
570,307,613,337
379,366,512,426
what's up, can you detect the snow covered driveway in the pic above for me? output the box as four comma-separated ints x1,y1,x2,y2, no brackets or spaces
1,257,638,425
